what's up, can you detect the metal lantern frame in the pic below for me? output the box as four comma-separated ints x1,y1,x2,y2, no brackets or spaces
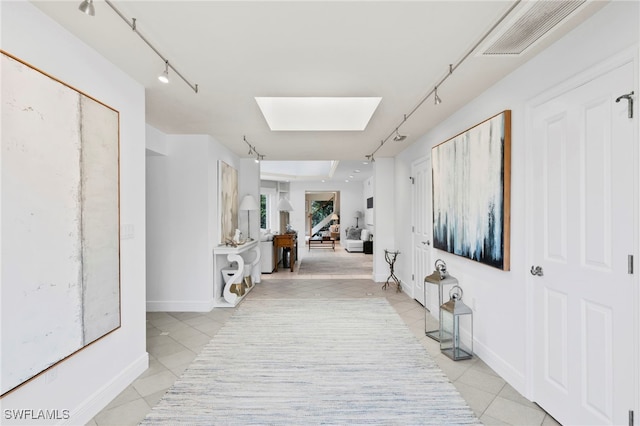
423,259,459,342
440,285,473,361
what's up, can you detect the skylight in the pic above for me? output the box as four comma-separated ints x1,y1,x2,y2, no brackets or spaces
255,97,382,131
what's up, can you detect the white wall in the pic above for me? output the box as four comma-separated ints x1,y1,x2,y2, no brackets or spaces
145,130,259,311
392,156,414,292
363,176,374,232
372,159,395,282
239,159,261,242
146,134,212,311
0,1,148,423
146,124,168,156
394,0,639,395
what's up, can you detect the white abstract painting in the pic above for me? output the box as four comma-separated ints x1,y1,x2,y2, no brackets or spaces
432,111,511,270
1,52,121,396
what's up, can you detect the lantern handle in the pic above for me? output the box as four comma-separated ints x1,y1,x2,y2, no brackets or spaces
449,285,463,300
434,259,447,277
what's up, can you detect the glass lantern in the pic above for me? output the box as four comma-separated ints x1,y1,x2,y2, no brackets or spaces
424,259,458,342
440,285,473,361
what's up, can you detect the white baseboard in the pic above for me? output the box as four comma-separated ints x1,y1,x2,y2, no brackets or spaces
473,337,527,395
146,298,215,312
66,352,149,425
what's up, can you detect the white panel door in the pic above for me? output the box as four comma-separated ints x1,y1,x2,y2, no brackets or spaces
412,156,431,307
530,60,635,425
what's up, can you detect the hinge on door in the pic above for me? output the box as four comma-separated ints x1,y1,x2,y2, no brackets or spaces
412,274,414,281
412,226,415,232
628,255,634,274
410,177,415,184
629,410,634,426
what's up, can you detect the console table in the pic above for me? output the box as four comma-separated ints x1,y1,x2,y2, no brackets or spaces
212,240,260,307
273,233,297,272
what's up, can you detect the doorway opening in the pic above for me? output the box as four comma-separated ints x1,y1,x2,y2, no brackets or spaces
305,191,340,239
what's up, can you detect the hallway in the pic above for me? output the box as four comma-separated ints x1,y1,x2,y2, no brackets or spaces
90,259,558,424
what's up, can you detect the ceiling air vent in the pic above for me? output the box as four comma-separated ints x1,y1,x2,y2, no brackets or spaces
481,0,586,56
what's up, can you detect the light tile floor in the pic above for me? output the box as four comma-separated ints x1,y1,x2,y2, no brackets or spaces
89,243,559,425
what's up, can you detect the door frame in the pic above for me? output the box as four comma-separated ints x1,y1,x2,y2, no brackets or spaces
524,46,640,417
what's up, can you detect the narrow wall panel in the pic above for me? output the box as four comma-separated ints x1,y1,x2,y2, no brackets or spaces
80,96,120,345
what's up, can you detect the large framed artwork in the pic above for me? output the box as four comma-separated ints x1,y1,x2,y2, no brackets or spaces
432,110,511,270
218,160,238,244
1,52,121,396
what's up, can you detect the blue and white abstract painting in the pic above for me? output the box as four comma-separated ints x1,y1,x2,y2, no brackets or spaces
432,111,511,270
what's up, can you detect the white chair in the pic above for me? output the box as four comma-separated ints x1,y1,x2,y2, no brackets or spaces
345,227,366,252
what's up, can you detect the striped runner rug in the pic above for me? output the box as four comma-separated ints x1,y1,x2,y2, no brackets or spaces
141,298,479,425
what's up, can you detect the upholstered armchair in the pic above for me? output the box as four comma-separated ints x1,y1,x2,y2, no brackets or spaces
344,227,370,252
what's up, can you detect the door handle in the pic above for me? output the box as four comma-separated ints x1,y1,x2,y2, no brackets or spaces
530,266,544,276
422,240,431,246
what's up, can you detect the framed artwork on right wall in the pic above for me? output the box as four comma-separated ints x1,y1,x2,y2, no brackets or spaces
431,110,511,270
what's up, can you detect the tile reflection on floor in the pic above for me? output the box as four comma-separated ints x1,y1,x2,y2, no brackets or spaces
89,244,558,425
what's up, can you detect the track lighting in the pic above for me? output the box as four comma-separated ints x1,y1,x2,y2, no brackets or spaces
244,136,266,163
158,61,169,84
79,0,198,93
78,0,94,16
363,1,521,161
434,86,442,105
393,129,407,142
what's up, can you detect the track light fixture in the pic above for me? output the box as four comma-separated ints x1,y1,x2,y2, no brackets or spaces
364,0,521,162
243,136,265,163
434,86,442,105
158,61,169,84
393,128,407,142
78,0,95,16
79,0,198,93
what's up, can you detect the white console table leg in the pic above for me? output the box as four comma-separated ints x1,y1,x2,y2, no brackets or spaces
250,244,261,284
222,253,244,305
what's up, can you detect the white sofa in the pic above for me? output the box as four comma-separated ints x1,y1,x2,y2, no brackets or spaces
345,227,370,253
260,230,275,273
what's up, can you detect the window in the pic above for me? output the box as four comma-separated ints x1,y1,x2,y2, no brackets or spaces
310,200,334,229
260,194,268,229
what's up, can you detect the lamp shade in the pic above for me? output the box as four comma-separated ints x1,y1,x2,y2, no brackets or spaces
330,213,339,220
277,198,294,212
78,0,95,16
239,194,259,211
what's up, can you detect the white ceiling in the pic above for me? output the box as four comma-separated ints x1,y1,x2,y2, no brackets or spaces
31,0,605,181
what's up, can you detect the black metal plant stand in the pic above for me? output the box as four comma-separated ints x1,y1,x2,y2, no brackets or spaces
382,249,401,292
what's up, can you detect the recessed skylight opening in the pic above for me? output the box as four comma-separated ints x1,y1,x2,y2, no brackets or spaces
255,97,382,131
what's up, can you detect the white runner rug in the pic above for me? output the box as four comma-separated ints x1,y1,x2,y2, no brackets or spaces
141,298,479,425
